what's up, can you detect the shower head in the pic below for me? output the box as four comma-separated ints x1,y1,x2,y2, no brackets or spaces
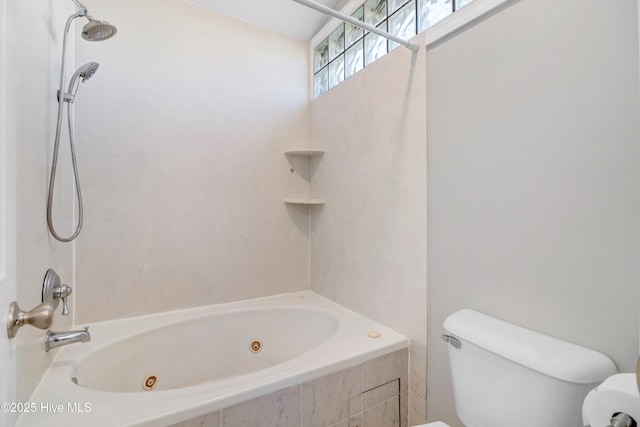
70,0,117,41
82,17,117,41
67,62,100,100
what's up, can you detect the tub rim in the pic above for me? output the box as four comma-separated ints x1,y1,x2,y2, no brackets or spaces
18,290,409,427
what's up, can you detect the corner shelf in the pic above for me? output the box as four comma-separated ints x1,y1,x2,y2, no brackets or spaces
284,198,325,205
284,149,325,156
284,148,325,207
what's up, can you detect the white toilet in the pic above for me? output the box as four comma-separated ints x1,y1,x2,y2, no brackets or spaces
413,309,617,427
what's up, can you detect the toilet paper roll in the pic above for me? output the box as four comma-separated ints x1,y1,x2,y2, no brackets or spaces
582,373,639,427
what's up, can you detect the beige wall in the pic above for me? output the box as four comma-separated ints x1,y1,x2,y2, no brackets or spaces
309,35,428,423
73,0,311,323
9,0,75,404
426,0,640,425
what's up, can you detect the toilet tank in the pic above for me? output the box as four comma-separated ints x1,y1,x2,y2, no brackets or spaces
443,309,617,427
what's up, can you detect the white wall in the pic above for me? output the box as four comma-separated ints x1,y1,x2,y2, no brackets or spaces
7,0,75,405
426,0,640,425
309,36,428,423
73,0,311,323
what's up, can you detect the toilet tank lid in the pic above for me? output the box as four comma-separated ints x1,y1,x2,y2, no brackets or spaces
443,309,617,384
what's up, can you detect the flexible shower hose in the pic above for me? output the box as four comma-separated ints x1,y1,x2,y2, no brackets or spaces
46,93,84,242
46,12,84,243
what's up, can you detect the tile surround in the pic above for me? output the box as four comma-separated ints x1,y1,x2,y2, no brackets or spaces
362,349,408,392
409,342,427,399
169,349,408,427
309,32,428,426
301,365,362,426
74,0,311,324
66,4,429,426
361,396,400,427
409,392,427,425
409,342,427,424
222,386,301,427
361,379,399,409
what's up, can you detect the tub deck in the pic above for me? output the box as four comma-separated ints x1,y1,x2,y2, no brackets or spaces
17,291,408,427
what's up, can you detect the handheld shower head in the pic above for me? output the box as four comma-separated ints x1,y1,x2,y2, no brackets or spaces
67,62,99,100
82,17,117,41
79,62,99,81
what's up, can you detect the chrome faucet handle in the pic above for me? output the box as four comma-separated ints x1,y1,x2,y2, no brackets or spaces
42,269,72,316
53,284,72,316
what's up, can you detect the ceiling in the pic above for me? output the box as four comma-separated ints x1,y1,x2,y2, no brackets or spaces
184,0,348,40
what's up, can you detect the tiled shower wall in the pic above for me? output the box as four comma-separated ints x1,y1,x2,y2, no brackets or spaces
310,31,429,425
71,0,428,423
73,0,311,323
170,349,408,427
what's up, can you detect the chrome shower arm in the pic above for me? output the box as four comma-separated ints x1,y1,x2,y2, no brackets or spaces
71,0,88,16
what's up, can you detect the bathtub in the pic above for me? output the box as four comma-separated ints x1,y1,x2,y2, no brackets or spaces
17,291,408,427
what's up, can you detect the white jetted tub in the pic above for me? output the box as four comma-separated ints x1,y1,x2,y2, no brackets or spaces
18,291,408,426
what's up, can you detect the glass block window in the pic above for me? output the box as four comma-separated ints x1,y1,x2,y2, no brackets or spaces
364,23,387,66
345,7,365,47
314,39,329,73
418,0,453,32
364,0,387,26
388,1,416,51
329,24,345,61
455,0,473,9
313,0,473,97
329,54,345,89
345,39,364,78
314,67,328,98
388,0,410,15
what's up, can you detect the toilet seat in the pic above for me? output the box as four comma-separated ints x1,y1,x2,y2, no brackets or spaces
412,423,450,427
